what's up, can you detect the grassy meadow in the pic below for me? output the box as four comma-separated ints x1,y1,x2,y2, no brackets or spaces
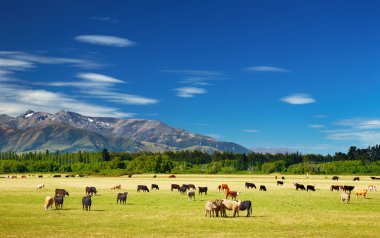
0,174,380,238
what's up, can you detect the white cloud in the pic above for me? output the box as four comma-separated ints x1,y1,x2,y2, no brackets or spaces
74,35,135,47
309,124,324,129
336,118,380,129
281,94,315,105
175,87,207,98
0,58,33,70
243,129,259,133
77,73,125,84
206,134,223,139
245,66,290,73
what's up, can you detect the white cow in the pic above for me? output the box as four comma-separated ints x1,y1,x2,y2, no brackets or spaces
368,185,378,192
36,184,45,189
44,196,53,210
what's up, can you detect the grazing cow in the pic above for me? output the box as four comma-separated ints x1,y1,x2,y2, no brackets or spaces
342,185,355,193
306,185,315,192
151,184,159,190
239,200,252,217
82,195,92,211
330,185,341,191
137,185,149,192
218,184,229,192
181,184,190,191
355,190,367,199
259,185,267,191
55,189,69,197
368,185,378,192
205,201,215,217
171,184,180,191
353,177,360,181
370,176,380,180
188,184,196,190
86,187,97,196
117,192,128,204
282,176,285,180
340,192,351,204
36,184,45,189
44,196,54,210
153,175,157,178
179,186,187,194
38,175,43,178
294,183,306,191
54,195,64,210
65,175,69,178
111,184,121,190
21,175,27,179
277,181,284,186
53,174,61,178
10,175,17,179
213,200,227,217
332,176,339,181
245,182,257,189
187,191,195,201
225,189,240,200
198,187,208,195
168,174,176,178
222,199,241,217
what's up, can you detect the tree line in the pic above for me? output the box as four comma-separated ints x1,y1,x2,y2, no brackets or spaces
0,145,380,175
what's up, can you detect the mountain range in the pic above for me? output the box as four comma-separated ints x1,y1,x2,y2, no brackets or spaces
0,110,250,153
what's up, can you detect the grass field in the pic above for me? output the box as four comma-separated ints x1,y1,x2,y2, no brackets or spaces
1,174,380,238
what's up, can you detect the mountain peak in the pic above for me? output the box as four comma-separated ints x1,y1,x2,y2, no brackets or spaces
18,110,35,118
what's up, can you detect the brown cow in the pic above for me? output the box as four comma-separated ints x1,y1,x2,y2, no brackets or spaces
222,199,241,217
168,174,176,178
225,189,240,200
111,184,121,190
355,189,367,199
44,196,53,210
218,184,229,192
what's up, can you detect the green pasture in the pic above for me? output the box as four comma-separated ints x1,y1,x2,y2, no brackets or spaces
0,174,379,237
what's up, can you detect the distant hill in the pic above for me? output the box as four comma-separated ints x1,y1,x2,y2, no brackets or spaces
0,110,250,153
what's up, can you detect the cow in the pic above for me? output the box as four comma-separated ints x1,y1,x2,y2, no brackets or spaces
179,186,187,194
225,189,240,200
294,183,306,191
171,184,180,191
153,175,157,178
86,187,97,196
168,174,176,178
239,200,252,217
245,182,257,189
54,195,64,210
188,184,196,190
10,175,17,179
355,190,367,199
117,192,128,204
128,174,133,178
21,175,27,179
222,199,241,217
331,185,341,191
82,195,92,211
111,184,121,190
306,185,315,192
44,196,53,210
36,184,45,189
370,176,380,180
198,187,208,195
332,176,339,181
353,177,360,181
55,189,69,197
181,184,190,191
38,175,43,178
53,174,61,178
151,184,159,190
259,185,267,191
65,175,69,178
218,184,229,192
282,176,285,180
368,185,378,192
137,185,149,192
277,181,284,186
213,200,227,217
187,191,195,201
340,192,350,204
205,201,215,217
342,185,355,193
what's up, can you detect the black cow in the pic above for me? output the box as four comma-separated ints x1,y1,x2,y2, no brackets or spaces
82,195,92,211
239,200,252,217
151,184,159,190
245,182,257,189
179,186,187,194
306,185,315,192
53,174,61,178
153,175,157,178
137,185,149,192
54,195,64,210
128,174,133,178
117,192,128,204
277,181,284,186
343,185,355,193
171,184,180,191
38,175,43,178
294,183,306,190
259,185,267,191
353,177,360,181
332,176,339,181
55,188,69,197
188,184,196,190
370,176,380,180
65,175,69,178
198,187,208,195
281,176,285,180
86,187,97,196
330,185,341,191
181,184,190,191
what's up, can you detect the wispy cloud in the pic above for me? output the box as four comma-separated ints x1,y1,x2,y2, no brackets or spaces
245,66,290,73
309,124,324,129
91,16,118,23
175,87,207,98
281,94,316,105
243,129,259,133
336,118,380,129
74,35,135,47
314,114,327,119
77,73,125,84
206,134,223,139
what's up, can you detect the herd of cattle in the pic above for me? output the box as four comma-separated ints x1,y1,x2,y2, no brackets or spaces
30,174,380,216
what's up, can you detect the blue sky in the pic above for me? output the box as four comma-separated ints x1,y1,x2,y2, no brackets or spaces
1,0,380,154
